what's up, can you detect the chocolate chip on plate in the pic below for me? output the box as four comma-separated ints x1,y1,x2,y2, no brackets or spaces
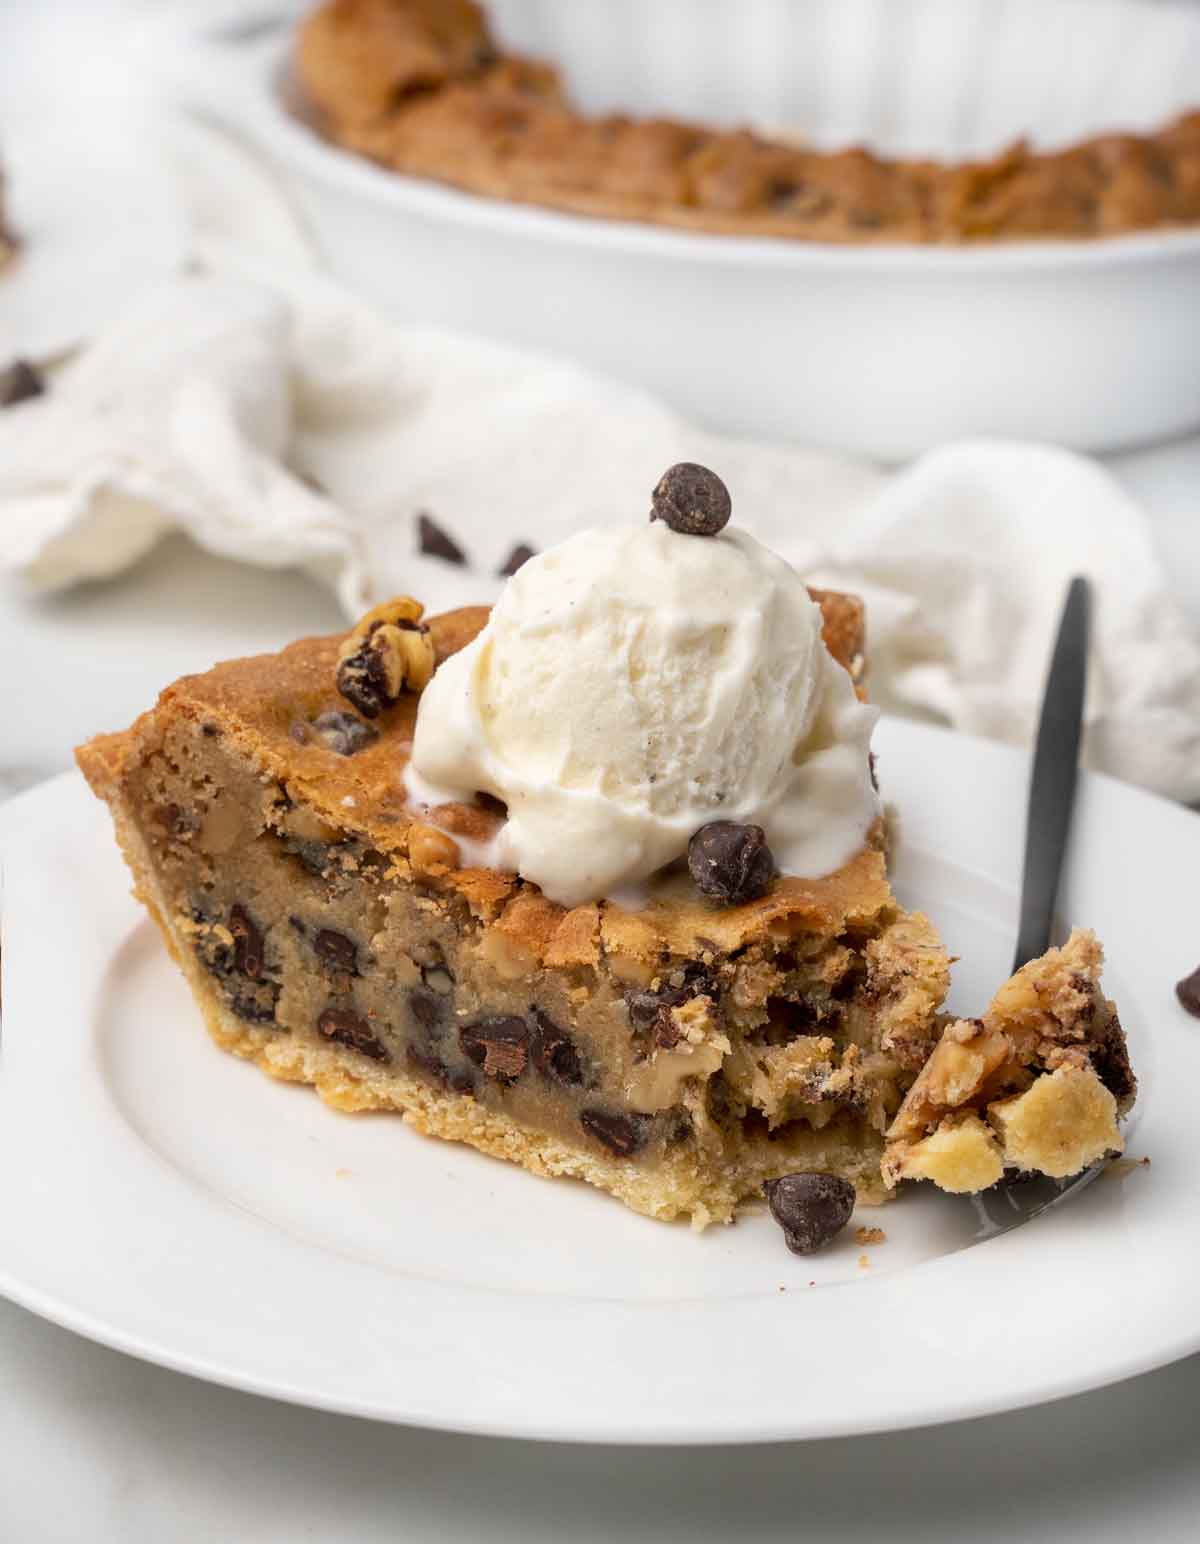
764,1172,855,1255
497,542,536,577
580,1108,650,1158
650,462,732,537
0,358,45,409
459,1016,529,1084
688,821,776,905
1176,965,1200,1017
418,512,467,565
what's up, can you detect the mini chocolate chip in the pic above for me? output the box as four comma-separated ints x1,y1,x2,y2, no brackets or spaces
315,927,357,976
230,990,278,1025
1177,966,1200,1017
228,904,264,979
497,542,536,577
201,722,220,738
308,710,379,756
475,791,508,818
626,992,666,1034
282,835,335,876
409,987,446,1034
289,915,306,935
459,1016,529,1084
405,1046,476,1095
318,1005,391,1062
650,462,731,537
0,358,46,408
418,512,467,565
688,821,775,905
764,1172,855,1255
336,643,392,719
530,1009,584,1087
581,1108,651,1158
869,751,878,792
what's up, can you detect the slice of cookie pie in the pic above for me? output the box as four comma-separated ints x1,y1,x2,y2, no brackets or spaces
77,467,1135,1228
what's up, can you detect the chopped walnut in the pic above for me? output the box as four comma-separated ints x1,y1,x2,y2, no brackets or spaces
883,931,1131,1192
336,596,435,717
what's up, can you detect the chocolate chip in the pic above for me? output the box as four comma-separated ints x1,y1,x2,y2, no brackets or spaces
201,722,220,738
530,1009,583,1086
0,358,45,408
1092,1017,1137,1105
869,751,878,792
230,990,278,1025
409,987,446,1034
418,512,467,565
688,821,775,905
764,1172,855,1255
315,927,357,976
459,1016,529,1084
629,991,666,1032
336,642,392,719
581,1108,650,1158
306,710,379,756
650,462,731,537
228,904,264,979
1177,966,1200,1017
282,835,335,876
497,543,536,577
318,1005,391,1062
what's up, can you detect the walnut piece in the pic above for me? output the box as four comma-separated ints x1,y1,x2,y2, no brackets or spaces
882,930,1132,1192
336,596,435,717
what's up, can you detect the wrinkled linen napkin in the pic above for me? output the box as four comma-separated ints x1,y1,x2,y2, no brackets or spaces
3,268,1199,803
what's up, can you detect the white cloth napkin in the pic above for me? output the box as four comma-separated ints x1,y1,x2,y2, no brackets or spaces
3,266,1200,802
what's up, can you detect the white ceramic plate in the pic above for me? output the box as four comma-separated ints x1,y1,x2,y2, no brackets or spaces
0,718,1194,1445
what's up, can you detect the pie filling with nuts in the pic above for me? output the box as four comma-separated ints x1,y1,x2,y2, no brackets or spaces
295,0,1200,244
77,483,1136,1232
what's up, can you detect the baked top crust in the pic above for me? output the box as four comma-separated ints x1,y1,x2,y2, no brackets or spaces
295,0,1200,244
78,591,892,971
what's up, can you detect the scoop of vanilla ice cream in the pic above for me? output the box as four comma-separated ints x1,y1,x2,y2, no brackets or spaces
406,522,880,907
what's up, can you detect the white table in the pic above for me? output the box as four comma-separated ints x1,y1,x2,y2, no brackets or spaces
4,436,1200,1539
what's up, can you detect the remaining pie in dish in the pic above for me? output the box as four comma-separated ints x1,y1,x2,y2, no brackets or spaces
77,478,1135,1229
295,0,1200,244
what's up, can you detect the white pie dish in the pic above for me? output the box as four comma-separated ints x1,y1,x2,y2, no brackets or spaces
0,717,1193,1444
169,7,1200,460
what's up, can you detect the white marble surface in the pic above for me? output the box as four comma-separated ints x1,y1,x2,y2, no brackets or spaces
3,442,1200,1538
